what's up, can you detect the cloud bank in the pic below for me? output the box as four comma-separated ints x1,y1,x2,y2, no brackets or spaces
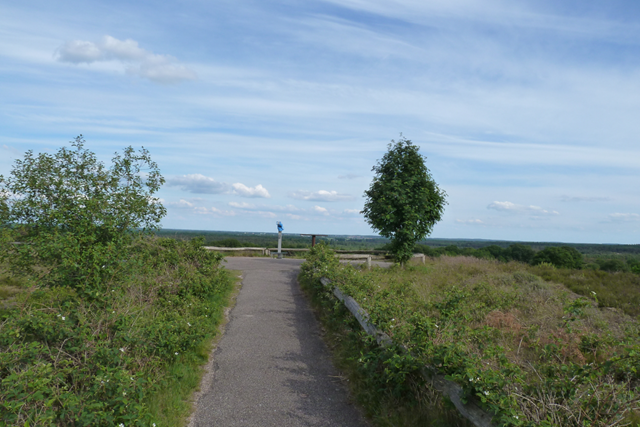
166,174,271,198
487,201,559,216
56,35,197,84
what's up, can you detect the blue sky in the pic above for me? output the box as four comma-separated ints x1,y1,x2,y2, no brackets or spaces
2,0,640,244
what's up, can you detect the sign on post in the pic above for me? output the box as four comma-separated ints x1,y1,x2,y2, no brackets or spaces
277,221,284,259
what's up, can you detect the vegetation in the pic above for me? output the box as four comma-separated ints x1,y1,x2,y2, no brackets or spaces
362,136,447,265
0,136,166,295
0,238,234,425
300,244,640,427
159,230,640,272
0,139,235,426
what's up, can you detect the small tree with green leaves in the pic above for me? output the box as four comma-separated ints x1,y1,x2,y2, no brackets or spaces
0,135,166,294
532,246,584,269
362,136,447,265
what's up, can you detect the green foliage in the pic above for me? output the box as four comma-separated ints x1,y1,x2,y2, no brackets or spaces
0,237,234,426
0,140,236,426
598,259,630,273
533,246,584,269
300,254,640,426
531,266,640,318
211,238,244,247
299,242,341,284
504,244,536,264
0,136,166,294
362,136,447,265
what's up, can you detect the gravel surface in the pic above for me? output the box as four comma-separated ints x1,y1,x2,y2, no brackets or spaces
190,257,371,427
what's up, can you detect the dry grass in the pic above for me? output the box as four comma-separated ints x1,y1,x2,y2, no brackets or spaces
335,255,640,426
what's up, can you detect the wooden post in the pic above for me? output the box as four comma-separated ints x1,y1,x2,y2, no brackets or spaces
311,235,316,247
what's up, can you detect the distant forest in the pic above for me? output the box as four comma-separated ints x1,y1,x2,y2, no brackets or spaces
155,228,640,260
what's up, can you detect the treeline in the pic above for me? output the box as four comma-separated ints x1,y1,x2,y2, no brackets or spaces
411,243,640,273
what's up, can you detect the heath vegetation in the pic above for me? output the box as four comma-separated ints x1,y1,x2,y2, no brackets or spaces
300,244,640,427
0,138,235,426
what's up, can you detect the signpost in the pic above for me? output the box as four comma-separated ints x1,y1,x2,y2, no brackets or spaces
277,221,284,259
300,234,328,247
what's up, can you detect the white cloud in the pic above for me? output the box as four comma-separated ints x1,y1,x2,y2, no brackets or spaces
166,174,229,194
338,174,361,180
193,206,236,216
254,210,277,218
608,213,640,222
456,219,484,224
231,183,271,198
56,40,103,63
343,209,361,215
487,201,559,216
313,205,329,215
229,201,255,209
289,189,355,202
170,199,195,208
166,174,270,198
56,35,196,84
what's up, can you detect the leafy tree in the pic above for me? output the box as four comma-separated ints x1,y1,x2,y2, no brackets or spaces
505,244,536,264
481,245,506,260
532,246,583,269
362,136,447,265
0,135,166,294
598,259,629,273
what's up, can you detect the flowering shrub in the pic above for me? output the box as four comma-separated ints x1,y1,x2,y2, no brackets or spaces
0,237,232,426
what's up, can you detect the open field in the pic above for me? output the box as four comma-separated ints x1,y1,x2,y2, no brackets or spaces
300,245,640,427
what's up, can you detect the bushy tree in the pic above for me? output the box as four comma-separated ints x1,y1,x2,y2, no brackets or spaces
362,136,447,265
506,244,536,264
533,246,583,269
598,259,629,273
0,135,166,294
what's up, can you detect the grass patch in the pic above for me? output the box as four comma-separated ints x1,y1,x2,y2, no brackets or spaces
299,273,473,427
301,246,640,427
529,264,640,317
146,270,241,426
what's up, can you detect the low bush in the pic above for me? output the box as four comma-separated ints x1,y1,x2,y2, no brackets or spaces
301,248,640,427
0,237,234,426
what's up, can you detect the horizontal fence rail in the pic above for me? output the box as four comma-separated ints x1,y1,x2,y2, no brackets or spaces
202,247,425,264
319,277,496,427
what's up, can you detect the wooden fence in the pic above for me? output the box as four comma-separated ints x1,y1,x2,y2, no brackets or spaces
320,277,496,427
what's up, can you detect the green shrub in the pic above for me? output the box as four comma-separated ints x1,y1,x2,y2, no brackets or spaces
300,254,640,426
532,246,584,269
0,237,232,426
0,136,165,296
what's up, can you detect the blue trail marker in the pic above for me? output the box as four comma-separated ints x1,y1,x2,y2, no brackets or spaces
277,221,284,259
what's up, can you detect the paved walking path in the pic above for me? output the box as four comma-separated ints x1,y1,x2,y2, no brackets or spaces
190,257,370,427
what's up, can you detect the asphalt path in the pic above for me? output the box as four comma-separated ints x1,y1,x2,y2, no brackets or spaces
190,257,370,427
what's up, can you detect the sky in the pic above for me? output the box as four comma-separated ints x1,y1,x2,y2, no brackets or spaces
1,0,640,244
